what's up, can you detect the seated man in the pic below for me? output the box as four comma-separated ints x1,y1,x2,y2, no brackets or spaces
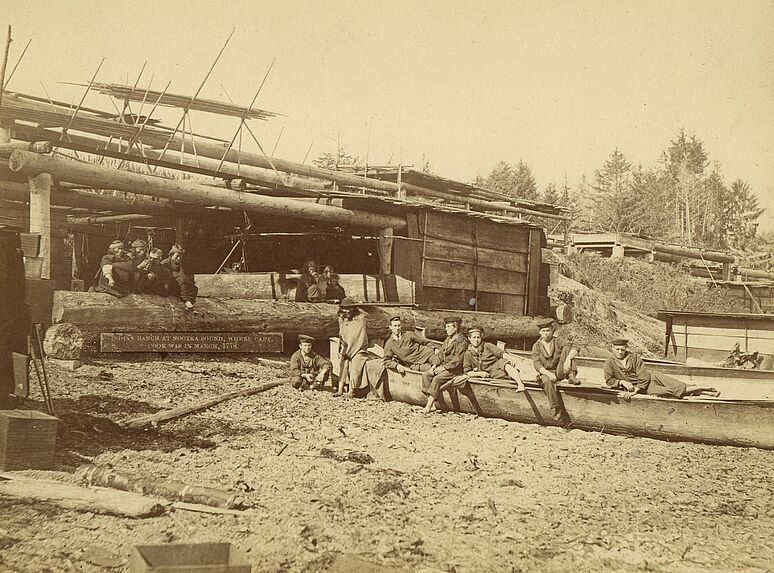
336,298,370,397
463,326,525,391
138,247,173,296
325,273,346,302
289,335,331,390
161,244,198,310
306,268,324,302
532,318,580,423
604,338,719,398
383,316,437,373
421,316,469,414
90,240,134,297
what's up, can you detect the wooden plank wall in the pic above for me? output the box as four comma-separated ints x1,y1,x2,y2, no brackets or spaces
393,211,541,315
719,283,774,314
666,315,774,364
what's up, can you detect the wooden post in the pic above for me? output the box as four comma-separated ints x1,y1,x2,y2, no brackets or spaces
176,217,185,245
722,261,732,282
378,227,394,275
28,173,52,279
612,244,625,258
0,25,11,144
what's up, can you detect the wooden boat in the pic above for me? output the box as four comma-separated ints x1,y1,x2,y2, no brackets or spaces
511,351,774,401
331,340,774,450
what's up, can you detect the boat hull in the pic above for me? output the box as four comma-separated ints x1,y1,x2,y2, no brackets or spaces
385,370,774,449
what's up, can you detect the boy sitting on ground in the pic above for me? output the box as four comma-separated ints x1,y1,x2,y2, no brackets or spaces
289,335,331,390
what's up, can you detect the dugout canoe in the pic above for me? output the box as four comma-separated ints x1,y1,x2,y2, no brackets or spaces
331,340,774,450
511,351,774,401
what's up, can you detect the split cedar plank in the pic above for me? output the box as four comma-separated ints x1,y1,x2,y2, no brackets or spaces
122,380,284,429
423,238,529,272
526,228,544,316
423,211,474,244
0,473,166,518
422,259,527,295
421,287,526,315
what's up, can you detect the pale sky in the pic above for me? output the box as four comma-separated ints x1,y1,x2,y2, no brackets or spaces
3,1,773,229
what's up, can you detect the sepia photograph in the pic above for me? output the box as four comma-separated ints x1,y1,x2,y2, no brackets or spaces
0,1,772,571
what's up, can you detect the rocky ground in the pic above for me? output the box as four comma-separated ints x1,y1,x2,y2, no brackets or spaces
1,357,772,573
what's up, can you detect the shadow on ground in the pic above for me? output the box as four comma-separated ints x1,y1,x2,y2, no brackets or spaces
24,395,255,470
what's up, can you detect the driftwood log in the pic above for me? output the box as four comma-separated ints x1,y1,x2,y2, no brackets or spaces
52,292,548,354
121,380,284,429
0,473,166,518
76,464,244,509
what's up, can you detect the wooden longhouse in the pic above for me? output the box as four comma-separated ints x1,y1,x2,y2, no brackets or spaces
0,86,568,317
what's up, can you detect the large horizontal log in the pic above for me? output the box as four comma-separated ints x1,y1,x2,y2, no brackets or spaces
11,123,565,221
195,273,416,304
0,141,51,154
52,292,544,354
0,472,166,518
9,150,406,231
163,137,566,221
737,267,774,281
653,243,734,264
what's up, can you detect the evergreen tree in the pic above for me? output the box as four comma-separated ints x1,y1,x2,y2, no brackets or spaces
476,160,539,201
542,182,560,205
589,148,633,232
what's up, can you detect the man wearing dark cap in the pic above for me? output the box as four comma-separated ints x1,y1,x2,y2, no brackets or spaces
531,318,580,422
604,339,719,398
335,298,370,397
421,316,469,414
463,326,525,391
383,316,437,373
289,335,331,390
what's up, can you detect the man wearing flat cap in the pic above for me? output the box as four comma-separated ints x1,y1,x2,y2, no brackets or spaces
463,326,525,391
531,318,579,423
421,316,469,414
383,315,437,373
335,298,370,397
289,335,331,390
604,339,719,398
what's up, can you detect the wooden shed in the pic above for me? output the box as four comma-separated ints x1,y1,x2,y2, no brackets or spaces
393,210,546,315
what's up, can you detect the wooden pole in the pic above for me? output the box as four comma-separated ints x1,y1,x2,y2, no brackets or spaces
378,227,394,274
0,141,51,154
121,380,283,430
9,150,406,231
67,213,154,225
28,172,51,279
164,137,568,221
0,25,11,144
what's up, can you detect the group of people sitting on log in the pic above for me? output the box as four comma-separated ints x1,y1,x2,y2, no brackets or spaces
290,299,721,422
294,260,346,303
90,239,198,310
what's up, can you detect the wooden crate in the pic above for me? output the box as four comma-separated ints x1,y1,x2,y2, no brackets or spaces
0,410,58,470
129,543,251,573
